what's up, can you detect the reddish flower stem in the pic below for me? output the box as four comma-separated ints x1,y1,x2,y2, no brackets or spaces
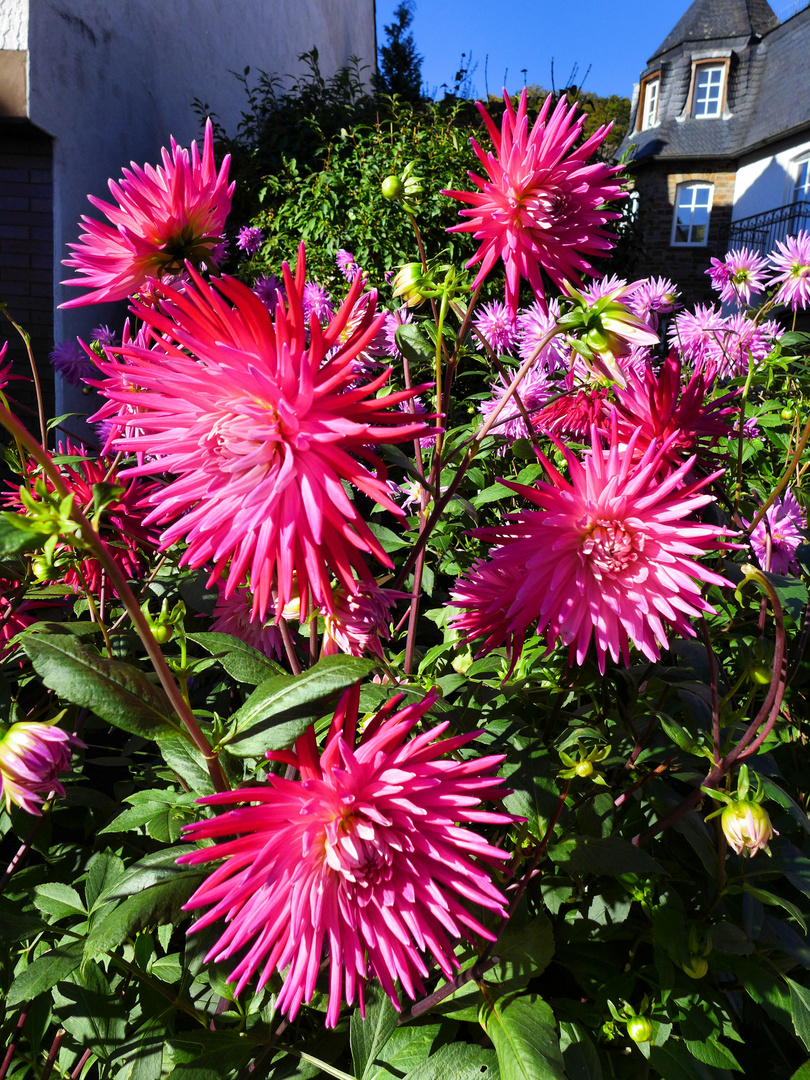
745,410,810,534
0,1009,27,1080
0,404,229,793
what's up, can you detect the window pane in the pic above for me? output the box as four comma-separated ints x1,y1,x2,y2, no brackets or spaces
795,160,810,201
643,78,659,128
693,65,723,117
672,183,713,245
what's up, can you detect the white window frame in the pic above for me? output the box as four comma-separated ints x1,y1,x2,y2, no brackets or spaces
671,182,714,246
794,157,810,203
639,73,660,131
691,62,726,118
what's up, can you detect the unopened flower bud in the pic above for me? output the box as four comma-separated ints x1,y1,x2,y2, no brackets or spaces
0,720,82,816
721,799,776,857
391,263,430,309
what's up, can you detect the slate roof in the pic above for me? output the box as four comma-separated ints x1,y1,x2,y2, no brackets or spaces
617,0,810,166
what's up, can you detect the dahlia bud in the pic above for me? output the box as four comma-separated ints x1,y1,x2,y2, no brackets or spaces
0,720,82,816
721,799,776,857
391,263,431,308
559,281,659,386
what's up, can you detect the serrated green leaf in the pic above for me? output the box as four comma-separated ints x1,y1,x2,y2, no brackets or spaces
23,633,181,739
186,631,284,685
159,738,217,795
351,983,399,1078
0,898,50,942
55,960,127,1060
649,1040,726,1079
149,953,183,984
7,941,83,1006
224,655,374,757
789,978,810,1052
684,1038,742,1071
0,513,41,556
85,850,125,912
480,994,566,1080
559,1022,603,1080
397,322,434,367
99,801,170,835
366,1025,441,1080
164,1033,253,1080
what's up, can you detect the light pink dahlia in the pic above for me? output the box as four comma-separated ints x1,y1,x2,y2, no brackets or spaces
444,90,625,315
0,720,82,816
92,248,430,621
749,488,806,575
706,247,767,307
767,230,810,310
322,581,401,658
179,684,513,1026
451,423,731,674
473,300,518,355
61,119,233,308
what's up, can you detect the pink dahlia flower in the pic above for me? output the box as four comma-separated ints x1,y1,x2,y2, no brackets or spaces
61,118,233,308
473,300,518,355
236,225,264,256
706,247,767,307
209,583,284,660
480,364,553,448
92,247,430,621
517,298,570,370
767,230,810,310
610,352,737,470
322,581,401,658
0,720,81,816
628,276,681,332
749,488,806,575
444,90,625,315
451,423,731,674
179,684,513,1026
533,386,608,440
336,248,361,283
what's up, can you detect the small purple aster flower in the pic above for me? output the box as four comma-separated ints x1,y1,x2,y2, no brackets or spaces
629,277,681,331
750,488,806,575
517,299,569,371
736,415,761,440
252,273,285,314
480,364,553,448
210,240,228,267
473,300,518,356
236,225,264,256
707,248,767,307
767,231,810,311
302,281,334,324
580,274,629,302
50,340,97,385
91,325,118,347
336,248,361,283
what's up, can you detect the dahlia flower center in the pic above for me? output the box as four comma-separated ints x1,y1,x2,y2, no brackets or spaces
323,808,393,890
200,402,293,477
581,517,644,575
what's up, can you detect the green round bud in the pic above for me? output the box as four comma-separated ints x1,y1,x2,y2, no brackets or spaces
626,1017,654,1043
747,663,772,685
150,625,173,645
575,760,594,778
682,955,709,979
781,407,796,421
382,175,405,201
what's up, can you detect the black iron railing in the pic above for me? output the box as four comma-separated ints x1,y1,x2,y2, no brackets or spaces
727,201,810,253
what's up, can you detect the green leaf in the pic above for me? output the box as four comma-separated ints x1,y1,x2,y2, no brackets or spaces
684,1038,742,1071
479,993,567,1080
789,1062,810,1080
164,1033,253,1080
224,655,374,757
186,631,284,685
0,898,50,942
365,1025,442,1080
351,984,399,1078
397,322,434,367
33,882,86,921
54,960,127,1061
85,850,126,912
23,633,181,739
649,1040,727,1080
789,978,810,1052
159,738,217,795
559,1022,603,1080
549,836,661,877
0,513,41,556
7,941,83,1006
403,1042,500,1080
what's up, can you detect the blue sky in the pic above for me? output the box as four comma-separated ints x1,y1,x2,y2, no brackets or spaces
375,0,689,100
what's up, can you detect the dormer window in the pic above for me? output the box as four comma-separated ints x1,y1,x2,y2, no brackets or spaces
638,73,660,131
690,61,727,118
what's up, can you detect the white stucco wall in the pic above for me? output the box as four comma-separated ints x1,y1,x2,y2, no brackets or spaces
20,0,375,423
732,134,810,221
0,0,27,50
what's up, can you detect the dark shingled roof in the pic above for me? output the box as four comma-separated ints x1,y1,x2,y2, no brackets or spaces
651,0,779,60
617,0,810,165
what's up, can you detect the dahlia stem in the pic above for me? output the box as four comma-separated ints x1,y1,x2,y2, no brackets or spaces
0,404,230,793
733,362,756,514
393,323,564,592
745,410,810,534
0,804,49,892
1,303,48,449
39,1028,65,1080
278,617,302,676
0,1009,27,1080
700,617,722,766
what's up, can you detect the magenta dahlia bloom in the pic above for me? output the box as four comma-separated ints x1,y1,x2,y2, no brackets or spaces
336,248,361,283
473,300,518,355
0,720,81,816
767,230,810,310
628,276,681,331
236,225,264,256
322,581,401,658
714,314,782,377
61,119,233,308
533,386,608,440
444,90,624,315
179,684,513,1026
451,423,731,674
302,281,334,324
749,488,806,575
669,304,727,368
706,248,767,307
92,248,430,621
209,583,284,660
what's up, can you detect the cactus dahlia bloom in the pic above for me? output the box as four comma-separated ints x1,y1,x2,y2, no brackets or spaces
0,721,81,815
61,118,233,308
451,423,731,674
92,247,430,621
179,684,513,1026
444,90,625,315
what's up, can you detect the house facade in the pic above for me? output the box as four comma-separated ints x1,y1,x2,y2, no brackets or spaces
0,0,375,422
618,0,810,301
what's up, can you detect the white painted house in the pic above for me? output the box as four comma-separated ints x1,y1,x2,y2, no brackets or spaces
0,0,376,421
